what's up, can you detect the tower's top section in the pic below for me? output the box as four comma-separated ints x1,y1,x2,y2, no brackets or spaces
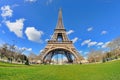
55,8,65,30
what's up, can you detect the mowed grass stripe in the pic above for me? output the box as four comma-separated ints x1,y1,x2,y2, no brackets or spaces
0,60,120,80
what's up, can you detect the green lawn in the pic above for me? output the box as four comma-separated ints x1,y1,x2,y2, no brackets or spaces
0,60,120,80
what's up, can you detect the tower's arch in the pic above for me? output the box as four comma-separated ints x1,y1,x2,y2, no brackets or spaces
42,48,80,64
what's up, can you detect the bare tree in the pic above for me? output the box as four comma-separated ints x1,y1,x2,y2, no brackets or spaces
107,37,120,58
16,48,26,63
0,43,29,64
1,43,8,59
87,49,103,63
28,52,37,64
0,48,2,59
7,44,16,63
107,37,120,50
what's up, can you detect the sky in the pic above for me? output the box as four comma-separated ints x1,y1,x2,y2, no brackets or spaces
0,0,120,57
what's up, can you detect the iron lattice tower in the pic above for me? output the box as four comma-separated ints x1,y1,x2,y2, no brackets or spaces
39,9,82,64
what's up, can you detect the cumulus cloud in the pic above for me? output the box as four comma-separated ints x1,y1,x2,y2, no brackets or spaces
39,49,43,53
67,30,74,35
25,27,44,43
25,0,37,3
27,48,32,51
71,37,78,43
101,30,107,35
101,41,110,48
81,39,110,48
97,42,104,46
15,46,32,52
87,27,93,31
46,0,53,5
5,18,25,38
79,50,83,53
21,47,32,51
88,41,97,47
81,39,97,47
45,39,49,42
1,5,13,19
81,39,91,46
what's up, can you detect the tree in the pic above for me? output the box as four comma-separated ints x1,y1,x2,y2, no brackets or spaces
0,48,2,59
28,52,37,64
1,44,8,59
6,44,16,63
0,43,29,65
16,47,26,63
87,49,103,63
25,59,29,65
107,37,120,58
107,37,120,50
20,54,27,64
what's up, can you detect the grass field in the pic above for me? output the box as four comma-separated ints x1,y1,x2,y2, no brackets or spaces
0,60,120,80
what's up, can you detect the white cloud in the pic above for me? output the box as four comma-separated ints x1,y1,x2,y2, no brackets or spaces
101,30,107,35
88,41,97,47
46,0,53,5
13,46,32,52
81,39,91,46
102,41,110,48
39,49,43,53
97,42,104,46
18,47,32,52
5,18,25,38
25,27,43,43
27,48,32,51
71,37,78,43
25,0,37,3
45,39,49,42
87,27,93,31
22,47,32,51
67,30,74,35
81,39,98,47
79,50,83,53
81,39,110,48
1,5,13,19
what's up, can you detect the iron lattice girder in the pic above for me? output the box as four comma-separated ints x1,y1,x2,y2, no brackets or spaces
39,9,82,64
40,44,81,64
43,49,74,63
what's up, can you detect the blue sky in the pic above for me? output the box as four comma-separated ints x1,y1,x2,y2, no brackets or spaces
0,0,120,57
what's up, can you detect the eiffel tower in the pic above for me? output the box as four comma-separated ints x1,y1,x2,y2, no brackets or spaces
39,9,82,64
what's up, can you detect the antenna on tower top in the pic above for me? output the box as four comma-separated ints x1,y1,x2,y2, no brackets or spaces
56,8,65,29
